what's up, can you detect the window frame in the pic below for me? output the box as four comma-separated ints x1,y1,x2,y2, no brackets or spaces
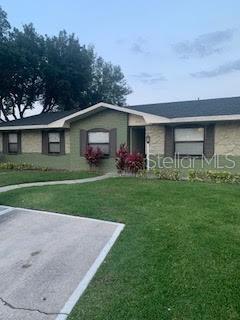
47,131,61,154
7,132,20,154
174,126,205,157
87,129,110,157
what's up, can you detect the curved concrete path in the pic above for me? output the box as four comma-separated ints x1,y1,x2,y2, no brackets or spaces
0,173,115,193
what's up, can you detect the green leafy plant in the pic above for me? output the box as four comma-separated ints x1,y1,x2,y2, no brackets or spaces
84,146,103,169
0,162,50,171
115,143,128,173
154,168,180,181
125,153,144,174
189,170,240,184
137,168,180,181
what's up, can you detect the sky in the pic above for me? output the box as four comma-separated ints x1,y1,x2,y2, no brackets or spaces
1,0,240,105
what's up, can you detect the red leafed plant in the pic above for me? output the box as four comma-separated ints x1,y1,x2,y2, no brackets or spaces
115,143,128,173
85,146,103,169
125,153,144,174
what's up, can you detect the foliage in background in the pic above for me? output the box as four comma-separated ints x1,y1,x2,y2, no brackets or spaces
189,170,240,184
0,6,131,121
84,146,103,169
0,22,44,121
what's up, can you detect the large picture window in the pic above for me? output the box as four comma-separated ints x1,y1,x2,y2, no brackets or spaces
48,132,61,154
174,127,204,156
88,131,110,155
8,133,19,154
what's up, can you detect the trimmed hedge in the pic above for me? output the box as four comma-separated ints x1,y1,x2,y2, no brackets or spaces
189,170,240,184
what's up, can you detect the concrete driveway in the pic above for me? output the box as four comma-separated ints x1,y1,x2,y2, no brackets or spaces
0,206,124,320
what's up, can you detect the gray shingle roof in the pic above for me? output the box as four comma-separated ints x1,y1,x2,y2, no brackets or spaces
0,109,79,127
1,96,240,127
127,96,240,118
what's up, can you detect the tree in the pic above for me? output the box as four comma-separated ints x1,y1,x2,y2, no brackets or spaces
0,6,10,38
85,57,132,107
0,6,132,121
0,24,44,121
40,31,94,113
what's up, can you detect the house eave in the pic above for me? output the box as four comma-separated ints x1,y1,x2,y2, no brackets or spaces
158,114,240,125
0,124,70,131
1,102,240,131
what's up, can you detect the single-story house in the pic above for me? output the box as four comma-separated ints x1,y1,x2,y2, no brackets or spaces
0,96,240,172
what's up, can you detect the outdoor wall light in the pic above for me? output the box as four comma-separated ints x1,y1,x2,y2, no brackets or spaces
146,135,150,144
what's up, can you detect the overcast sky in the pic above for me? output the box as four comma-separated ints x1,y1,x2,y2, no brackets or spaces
1,0,240,105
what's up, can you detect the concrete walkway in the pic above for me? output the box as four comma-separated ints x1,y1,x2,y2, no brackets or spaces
0,173,115,193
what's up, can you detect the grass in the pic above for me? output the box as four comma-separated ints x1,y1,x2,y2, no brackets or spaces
0,169,99,186
0,177,240,319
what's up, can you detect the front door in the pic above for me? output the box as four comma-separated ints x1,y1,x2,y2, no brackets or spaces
131,127,145,155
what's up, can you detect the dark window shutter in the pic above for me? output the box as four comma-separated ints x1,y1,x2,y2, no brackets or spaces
109,128,117,158
164,126,174,157
204,124,215,158
80,129,87,156
17,132,21,153
2,132,8,153
42,131,48,154
60,131,65,155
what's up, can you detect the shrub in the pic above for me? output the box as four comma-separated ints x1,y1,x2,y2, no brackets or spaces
0,162,49,171
154,168,180,181
189,170,240,184
137,168,180,181
125,153,144,174
85,146,103,169
115,144,144,174
115,143,128,173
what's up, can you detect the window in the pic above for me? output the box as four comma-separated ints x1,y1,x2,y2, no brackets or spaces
48,132,61,153
8,133,18,154
88,131,110,155
174,127,204,156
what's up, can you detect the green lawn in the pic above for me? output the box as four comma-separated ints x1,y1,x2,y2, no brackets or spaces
0,178,240,319
0,170,99,186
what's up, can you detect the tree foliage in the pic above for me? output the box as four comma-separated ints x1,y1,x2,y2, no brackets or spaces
0,6,131,121
0,24,44,120
0,6,10,38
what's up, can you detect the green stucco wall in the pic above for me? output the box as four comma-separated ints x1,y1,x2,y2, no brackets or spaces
69,109,128,171
1,109,128,172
